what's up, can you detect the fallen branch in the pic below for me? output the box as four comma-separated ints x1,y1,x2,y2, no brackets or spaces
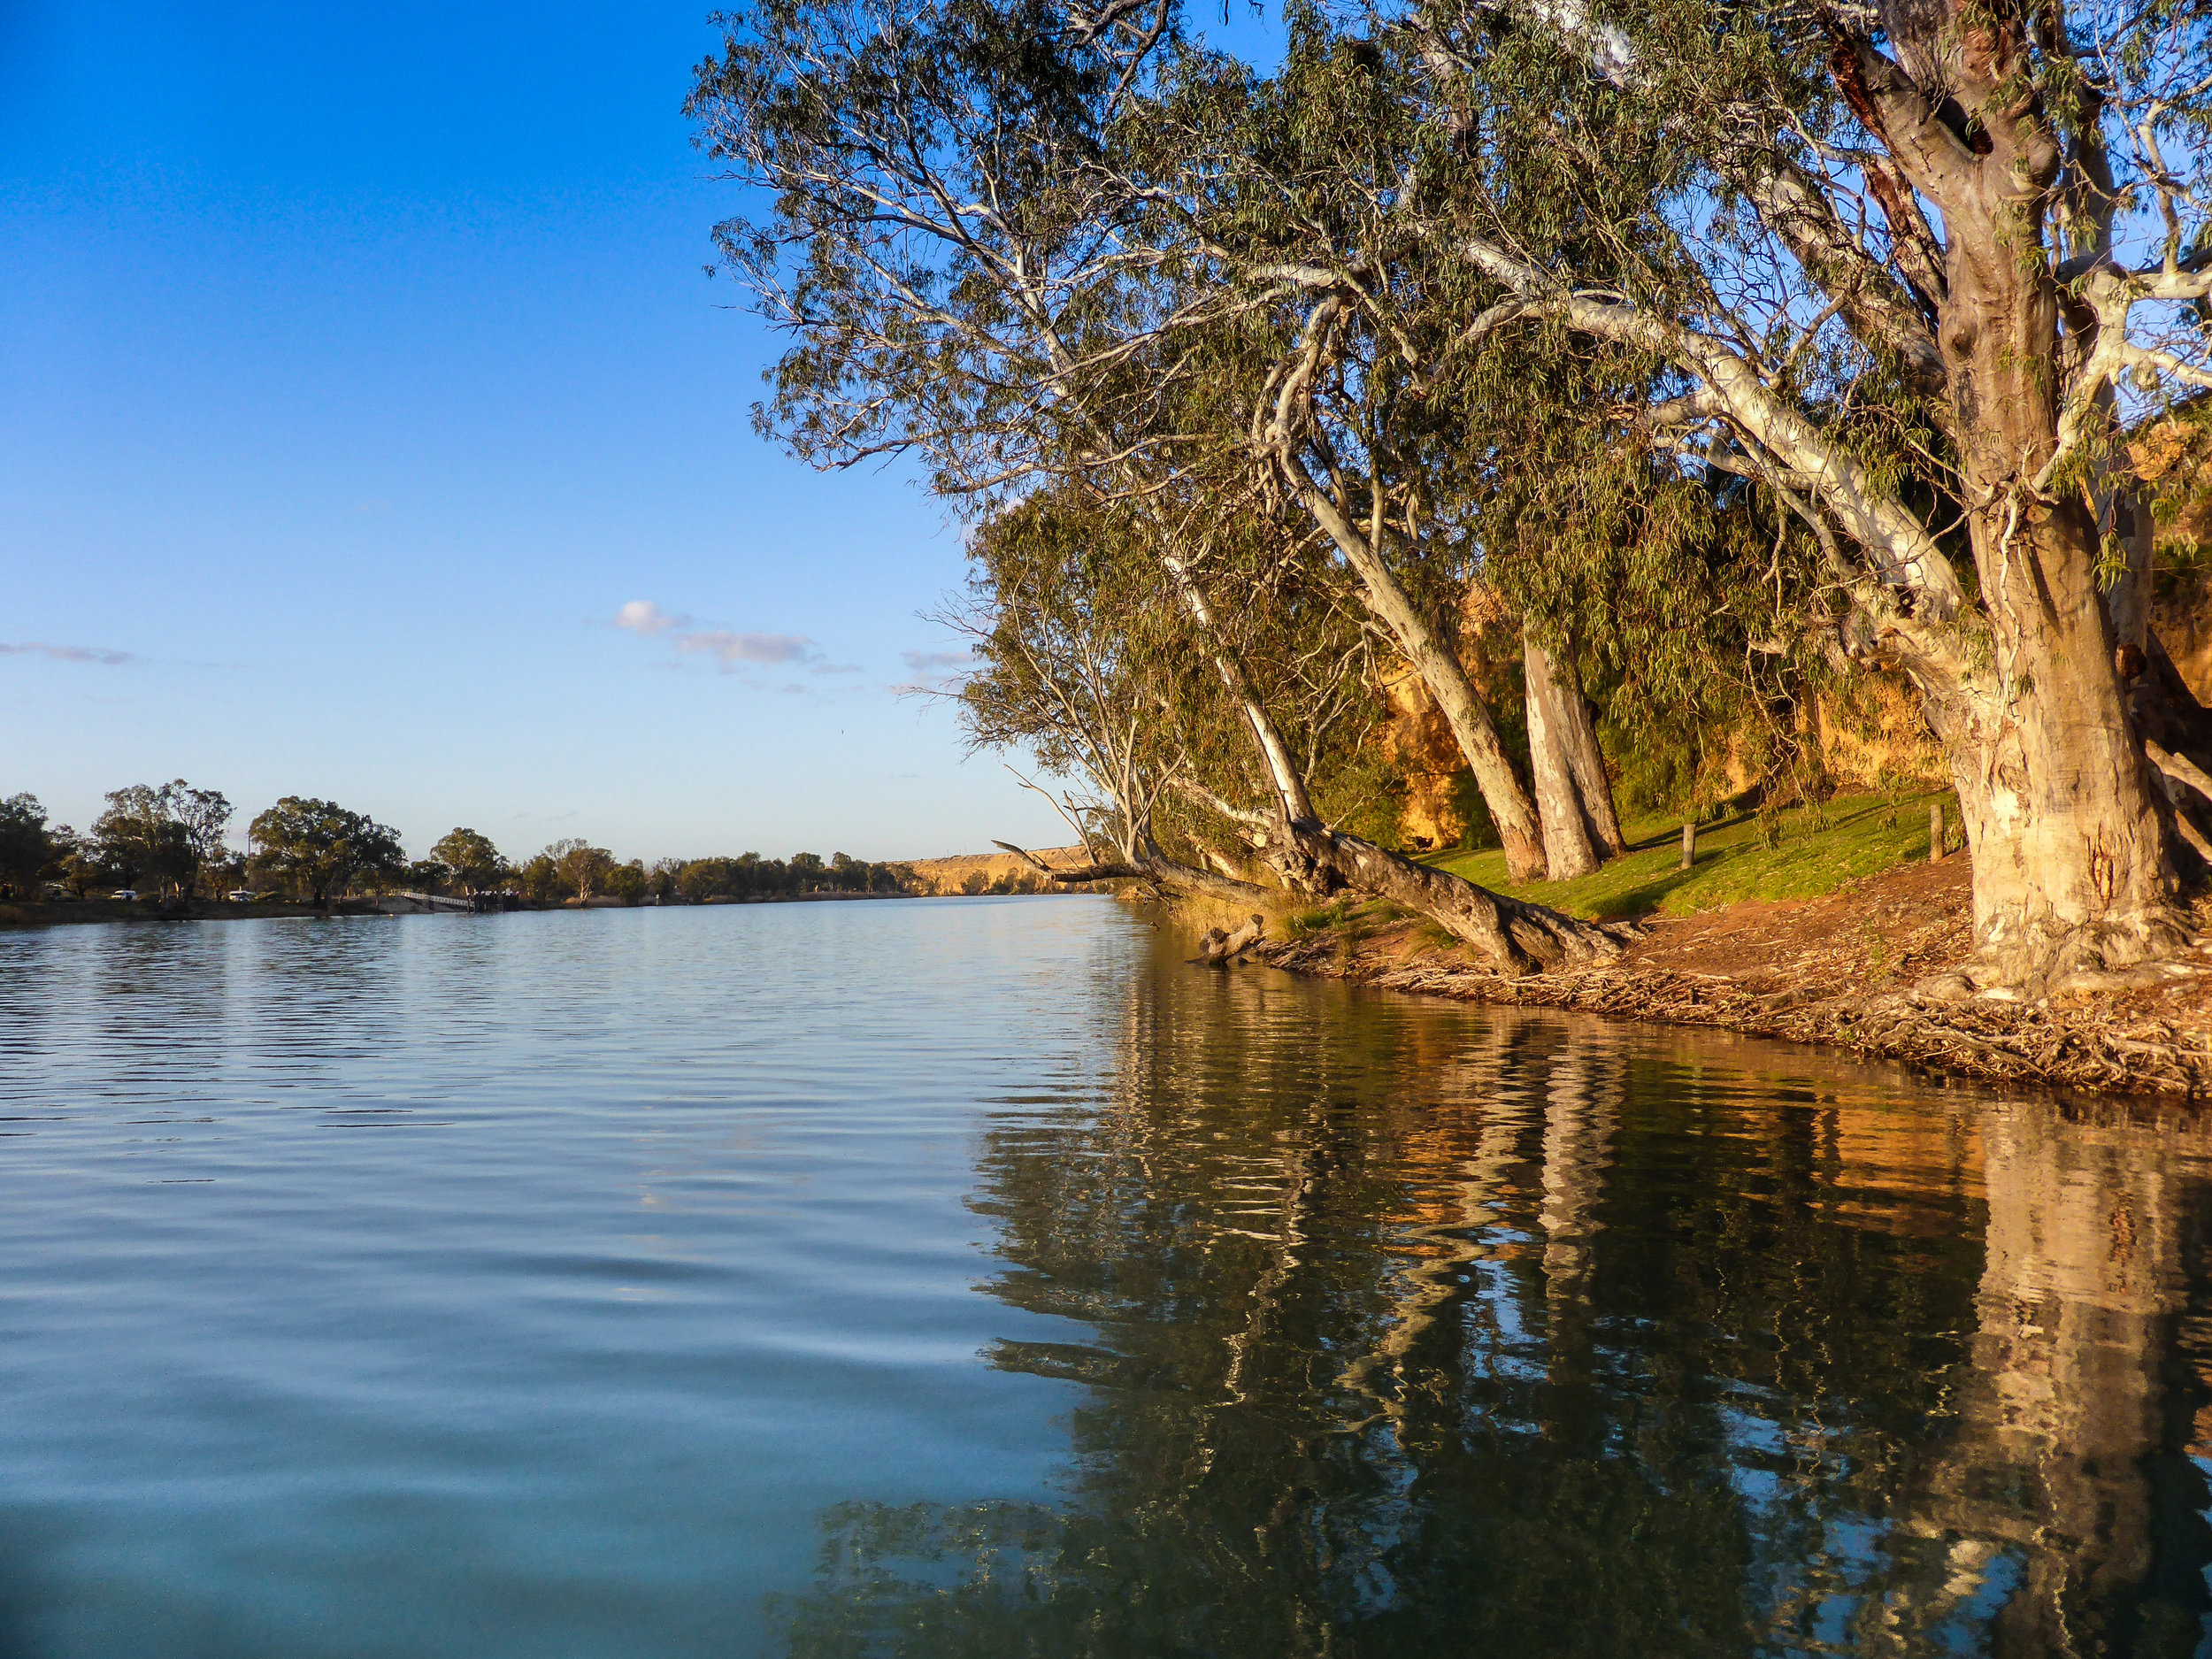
990,840,1269,903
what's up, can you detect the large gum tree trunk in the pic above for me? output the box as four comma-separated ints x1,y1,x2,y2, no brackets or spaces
1551,647,1625,859
1931,193,2181,995
1933,511,2180,995
1523,634,1624,876
1349,557,1548,882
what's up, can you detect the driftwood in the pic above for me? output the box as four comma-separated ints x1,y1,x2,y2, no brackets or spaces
1193,913,1265,966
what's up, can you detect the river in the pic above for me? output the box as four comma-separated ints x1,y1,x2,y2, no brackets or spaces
1,895,2208,1655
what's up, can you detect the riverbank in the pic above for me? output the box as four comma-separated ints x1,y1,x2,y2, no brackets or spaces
1252,854,2212,1097
0,897,337,926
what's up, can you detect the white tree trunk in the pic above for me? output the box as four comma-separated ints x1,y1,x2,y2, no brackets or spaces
1525,635,1601,879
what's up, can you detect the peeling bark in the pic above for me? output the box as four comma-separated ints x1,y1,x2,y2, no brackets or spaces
1525,635,1601,879
1524,634,1624,874
1900,46,2184,995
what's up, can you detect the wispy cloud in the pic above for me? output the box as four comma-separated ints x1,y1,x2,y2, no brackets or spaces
902,648,973,672
1,640,134,665
676,629,818,667
611,602,818,672
892,645,976,695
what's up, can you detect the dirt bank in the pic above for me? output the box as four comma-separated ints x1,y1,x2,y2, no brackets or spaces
1252,856,2212,1097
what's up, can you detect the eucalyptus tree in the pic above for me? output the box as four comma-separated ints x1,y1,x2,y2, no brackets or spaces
247,797,404,904
957,479,1414,888
689,0,1328,827
689,0,1627,969
1363,0,2212,994
429,826,506,893
952,485,1279,896
90,780,233,900
1122,17,1632,881
0,794,56,899
546,839,617,902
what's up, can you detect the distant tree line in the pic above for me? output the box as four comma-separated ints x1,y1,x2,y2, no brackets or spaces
0,786,918,907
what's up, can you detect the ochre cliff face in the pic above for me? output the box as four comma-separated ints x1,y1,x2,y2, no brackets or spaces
1810,676,1951,794
1376,583,1529,852
1376,631,1947,856
1378,663,1472,851
901,847,1091,895
2134,413,2212,700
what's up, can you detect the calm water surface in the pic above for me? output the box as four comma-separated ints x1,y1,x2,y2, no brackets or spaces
3,896,2211,1656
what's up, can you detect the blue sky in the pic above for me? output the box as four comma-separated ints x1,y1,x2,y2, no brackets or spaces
0,2,1105,865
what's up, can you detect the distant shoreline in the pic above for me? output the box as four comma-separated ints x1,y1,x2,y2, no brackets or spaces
0,887,1107,929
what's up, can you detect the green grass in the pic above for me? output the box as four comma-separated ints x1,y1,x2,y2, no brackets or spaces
1425,789,1956,920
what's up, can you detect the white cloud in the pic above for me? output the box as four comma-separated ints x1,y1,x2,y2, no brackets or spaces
0,640,134,665
610,603,821,674
614,600,687,636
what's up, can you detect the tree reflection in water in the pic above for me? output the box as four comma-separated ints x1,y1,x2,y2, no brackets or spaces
773,949,2212,1657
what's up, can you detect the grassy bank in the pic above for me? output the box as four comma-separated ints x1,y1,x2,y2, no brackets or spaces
1425,789,1958,919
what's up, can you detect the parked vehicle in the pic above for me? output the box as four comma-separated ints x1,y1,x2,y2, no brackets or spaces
109,889,137,901
227,889,254,902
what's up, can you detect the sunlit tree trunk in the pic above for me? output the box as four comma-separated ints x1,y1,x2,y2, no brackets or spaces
1284,462,1548,879
1905,115,2180,991
1525,634,1623,879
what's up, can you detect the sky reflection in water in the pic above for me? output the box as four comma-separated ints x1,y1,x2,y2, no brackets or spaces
0,897,2208,1656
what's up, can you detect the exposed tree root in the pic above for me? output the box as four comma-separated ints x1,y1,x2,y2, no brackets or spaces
1257,935,2212,1095
1949,908,2201,1003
